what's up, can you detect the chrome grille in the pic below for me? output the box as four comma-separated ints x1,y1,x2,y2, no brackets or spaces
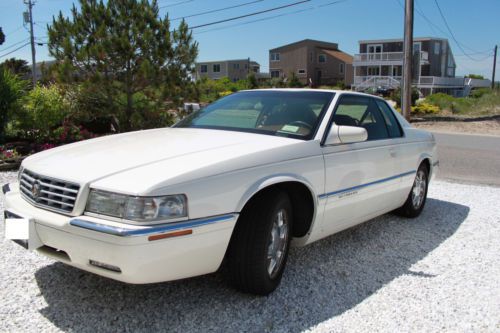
19,169,80,213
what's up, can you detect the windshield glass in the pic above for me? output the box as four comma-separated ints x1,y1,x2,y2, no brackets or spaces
174,90,335,140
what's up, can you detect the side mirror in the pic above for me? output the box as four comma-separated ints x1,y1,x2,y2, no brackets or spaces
324,125,368,145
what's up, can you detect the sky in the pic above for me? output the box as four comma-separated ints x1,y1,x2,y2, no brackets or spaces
0,0,498,78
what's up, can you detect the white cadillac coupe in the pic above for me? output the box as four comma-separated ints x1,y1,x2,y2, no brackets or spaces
3,89,438,295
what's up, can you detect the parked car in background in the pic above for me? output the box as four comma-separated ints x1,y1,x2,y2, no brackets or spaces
3,89,438,295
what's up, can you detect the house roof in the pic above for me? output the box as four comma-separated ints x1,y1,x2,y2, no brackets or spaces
270,39,339,52
321,49,353,64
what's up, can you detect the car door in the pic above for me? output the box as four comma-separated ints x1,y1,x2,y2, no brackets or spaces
320,94,400,235
374,99,419,205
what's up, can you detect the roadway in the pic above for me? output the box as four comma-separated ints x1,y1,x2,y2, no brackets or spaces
432,132,500,186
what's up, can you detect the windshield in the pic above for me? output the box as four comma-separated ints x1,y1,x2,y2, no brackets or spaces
174,90,335,140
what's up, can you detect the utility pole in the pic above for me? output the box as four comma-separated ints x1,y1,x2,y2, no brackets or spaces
492,45,497,89
25,0,36,86
402,0,414,121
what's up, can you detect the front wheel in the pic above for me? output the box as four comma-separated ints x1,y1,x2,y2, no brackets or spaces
395,164,429,218
226,189,292,295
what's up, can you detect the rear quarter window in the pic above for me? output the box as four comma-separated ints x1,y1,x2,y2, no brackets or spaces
375,100,403,138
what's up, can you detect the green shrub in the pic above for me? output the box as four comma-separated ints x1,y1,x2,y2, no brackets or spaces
18,85,68,141
450,98,474,114
390,87,419,107
470,88,491,99
424,93,455,110
0,69,27,141
413,102,440,114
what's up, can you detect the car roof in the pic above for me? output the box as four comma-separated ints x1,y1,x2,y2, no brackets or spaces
239,88,385,100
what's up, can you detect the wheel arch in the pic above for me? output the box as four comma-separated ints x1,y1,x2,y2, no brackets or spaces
236,175,319,238
417,153,433,177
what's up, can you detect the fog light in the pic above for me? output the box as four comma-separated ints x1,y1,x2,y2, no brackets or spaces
89,260,122,273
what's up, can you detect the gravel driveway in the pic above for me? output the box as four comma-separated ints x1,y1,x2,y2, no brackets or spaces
1,171,499,332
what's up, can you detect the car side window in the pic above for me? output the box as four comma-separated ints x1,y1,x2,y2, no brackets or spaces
375,100,403,138
333,95,390,141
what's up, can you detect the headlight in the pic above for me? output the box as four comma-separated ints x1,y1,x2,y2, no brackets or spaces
86,190,187,222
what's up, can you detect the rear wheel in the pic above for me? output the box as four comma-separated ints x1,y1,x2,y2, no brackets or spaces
226,189,292,295
395,163,429,218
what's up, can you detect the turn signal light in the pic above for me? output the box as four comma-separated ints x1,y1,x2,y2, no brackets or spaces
148,229,193,241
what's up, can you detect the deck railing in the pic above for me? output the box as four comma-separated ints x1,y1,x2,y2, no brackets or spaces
353,51,428,63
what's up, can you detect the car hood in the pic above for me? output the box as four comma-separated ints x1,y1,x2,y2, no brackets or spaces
22,128,314,193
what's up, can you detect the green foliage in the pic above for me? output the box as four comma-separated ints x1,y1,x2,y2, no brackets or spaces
390,87,419,107
196,76,258,103
0,58,30,76
287,72,303,88
50,121,95,143
413,102,440,114
465,74,485,79
47,0,198,130
17,85,68,141
0,69,28,141
424,93,455,110
0,27,4,46
423,90,500,115
247,73,259,89
470,87,491,99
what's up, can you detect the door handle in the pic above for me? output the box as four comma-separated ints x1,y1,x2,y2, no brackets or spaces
389,148,397,157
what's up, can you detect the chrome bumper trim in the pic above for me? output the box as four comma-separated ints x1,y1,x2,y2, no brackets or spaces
69,213,238,237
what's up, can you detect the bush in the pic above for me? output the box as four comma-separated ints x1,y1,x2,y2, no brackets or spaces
390,87,419,107
413,102,440,114
65,83,117,125
470,88,491,99
17,85,68,141
424,93,455,110
0,69,27,141
50,120,96,143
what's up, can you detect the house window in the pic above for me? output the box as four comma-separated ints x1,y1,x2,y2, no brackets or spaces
271,70,280,78
367,66,380,76
233,63,240,69
318,54,326,63
434,42,440,55
339,63,345,74
200,65,207,73
298,69,306,75
270,53,280,61
213,64,221,73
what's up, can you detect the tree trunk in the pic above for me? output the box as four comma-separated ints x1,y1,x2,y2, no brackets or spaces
125,60,133,131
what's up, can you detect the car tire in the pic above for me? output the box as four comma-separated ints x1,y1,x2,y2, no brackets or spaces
395,163,429,218
226,189,293,295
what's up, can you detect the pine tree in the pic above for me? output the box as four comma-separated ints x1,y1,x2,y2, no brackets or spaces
0,27,5,46
0,58,31,76
47,0,198,130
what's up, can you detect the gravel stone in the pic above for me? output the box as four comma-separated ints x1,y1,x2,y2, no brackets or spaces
0,171,499,332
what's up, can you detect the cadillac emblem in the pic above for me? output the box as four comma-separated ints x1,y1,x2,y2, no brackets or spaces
32,181,42,201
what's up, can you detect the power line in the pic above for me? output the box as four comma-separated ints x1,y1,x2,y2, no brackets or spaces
432,0,486,62
194,0,347,35
159,0,195,9
190,0,311,29
195,7,313,35
0,38,30,52
4,25,24,36
171,0,264,21
0,42,30,59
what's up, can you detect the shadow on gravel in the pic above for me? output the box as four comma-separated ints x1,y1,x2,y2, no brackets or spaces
35,198,469,332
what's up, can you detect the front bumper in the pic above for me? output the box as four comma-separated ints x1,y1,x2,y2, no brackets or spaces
3,184,238,284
